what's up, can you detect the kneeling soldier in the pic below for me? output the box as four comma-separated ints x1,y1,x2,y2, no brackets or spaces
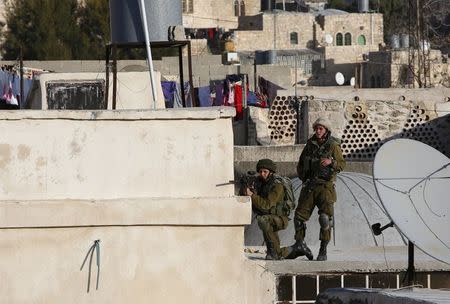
246,159,288,260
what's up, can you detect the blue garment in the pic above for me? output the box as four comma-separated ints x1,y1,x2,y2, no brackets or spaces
198,86,211,107
161,81,176,108
247,91,257,105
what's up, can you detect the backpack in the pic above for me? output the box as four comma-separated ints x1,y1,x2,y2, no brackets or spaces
273,175,296,218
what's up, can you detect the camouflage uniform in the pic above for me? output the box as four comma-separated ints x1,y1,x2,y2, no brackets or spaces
251,175,288,259
295,132,345,243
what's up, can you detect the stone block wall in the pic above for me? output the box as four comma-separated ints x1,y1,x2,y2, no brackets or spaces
363,49,450,88
277,87,450,159
183,0,238,29
234,12,316,51
316,13,383,48
233,12,383,52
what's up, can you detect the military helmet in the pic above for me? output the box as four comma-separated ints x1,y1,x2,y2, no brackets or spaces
256,158,277,173
313,117,332,132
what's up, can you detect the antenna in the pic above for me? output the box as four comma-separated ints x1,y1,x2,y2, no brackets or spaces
373,139,450,266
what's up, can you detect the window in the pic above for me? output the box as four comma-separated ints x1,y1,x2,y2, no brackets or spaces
240,1,246,16
290,32,298,45
345,33,352,45
344,33,352,45
182,0,194,13
234,0,239,16
358,35,366,45
336,33,343,46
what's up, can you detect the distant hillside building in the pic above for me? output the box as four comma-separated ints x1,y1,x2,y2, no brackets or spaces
232,9,383,85
362,49,450,88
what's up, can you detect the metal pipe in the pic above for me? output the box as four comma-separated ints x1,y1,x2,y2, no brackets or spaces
19,47,23,108
105,45,110,109
138,0,158,109
112,44,117,110
178,45,186,107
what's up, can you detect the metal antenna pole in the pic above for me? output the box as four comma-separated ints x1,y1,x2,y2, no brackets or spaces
138,0,158,109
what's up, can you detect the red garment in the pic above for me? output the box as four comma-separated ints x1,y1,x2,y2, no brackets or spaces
234,84,243,120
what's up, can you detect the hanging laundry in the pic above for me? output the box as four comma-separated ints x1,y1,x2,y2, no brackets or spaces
234,83,243,119
198,86,211,107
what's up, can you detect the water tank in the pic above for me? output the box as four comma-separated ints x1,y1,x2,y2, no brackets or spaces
400,34,409,48
390,34,400,49
266,50,278,64
109,0,182,43
358,0,369,13
261,0,274,11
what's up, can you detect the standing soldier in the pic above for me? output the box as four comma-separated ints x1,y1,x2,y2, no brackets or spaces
246,159,288,260
284,117,345,261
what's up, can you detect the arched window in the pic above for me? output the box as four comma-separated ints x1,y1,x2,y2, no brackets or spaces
344,33,352,45
357,35,366,46
234,0,239,16
336,33,343,46
290,32,298,45
240,1,246,16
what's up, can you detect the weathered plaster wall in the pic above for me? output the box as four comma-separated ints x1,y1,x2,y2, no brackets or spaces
0,108,268,304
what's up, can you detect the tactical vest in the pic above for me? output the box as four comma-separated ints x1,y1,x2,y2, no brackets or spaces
301,135,337,181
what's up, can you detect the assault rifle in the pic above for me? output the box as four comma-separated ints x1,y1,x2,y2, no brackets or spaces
216,171,258,195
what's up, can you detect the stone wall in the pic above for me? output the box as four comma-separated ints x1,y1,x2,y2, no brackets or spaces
363,49,450,88
234,12,316,51
233,12,383,52
277,87,450,159
183,0,238,29
315,13,383,48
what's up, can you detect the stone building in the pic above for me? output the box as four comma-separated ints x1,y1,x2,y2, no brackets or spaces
362,49,450,88
232,9,383,85
182,0,261,29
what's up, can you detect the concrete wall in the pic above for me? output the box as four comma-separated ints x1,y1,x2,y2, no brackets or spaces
0,108,263,304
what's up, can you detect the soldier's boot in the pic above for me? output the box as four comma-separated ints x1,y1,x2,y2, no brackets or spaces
285,239,313,260
265,241,282,260
316,241,329,261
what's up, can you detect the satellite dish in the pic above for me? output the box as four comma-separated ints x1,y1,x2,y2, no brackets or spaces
324,34,333,44
335,72,345,86
373,139,450,265
350,77,356,87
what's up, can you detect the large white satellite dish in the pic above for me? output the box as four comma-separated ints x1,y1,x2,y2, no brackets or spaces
324,34,333,44
373,139,450,265
335,72,345,86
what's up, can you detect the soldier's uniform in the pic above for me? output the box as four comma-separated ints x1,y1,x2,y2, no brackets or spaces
284,118,345,261
250,159,288,260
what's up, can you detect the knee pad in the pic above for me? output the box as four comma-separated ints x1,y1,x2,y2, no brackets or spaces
319,213,330,230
